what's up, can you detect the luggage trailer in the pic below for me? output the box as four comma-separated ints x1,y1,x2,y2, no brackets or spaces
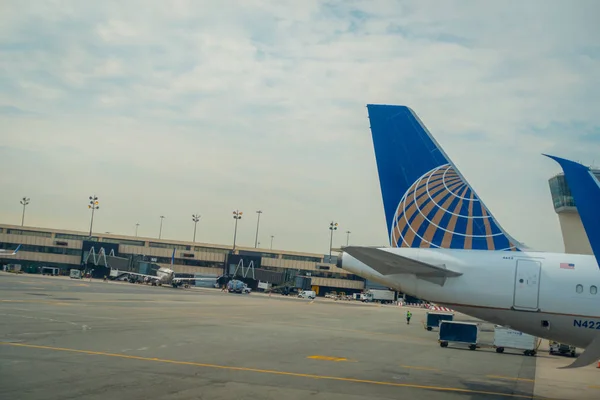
492,326,539,356
438,320,480,351
424,311,455,331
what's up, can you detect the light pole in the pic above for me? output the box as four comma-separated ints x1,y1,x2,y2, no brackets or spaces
346,230,351,246
270,235,274,250
159,216,165,239
232,210,243,253
88,195,99,237
20,197,30,226
135,223,140,237
329,221,338,261
254,210,262,248
192,214,201,242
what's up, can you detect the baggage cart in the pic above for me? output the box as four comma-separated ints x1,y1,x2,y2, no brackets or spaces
425,311,454,331
493,326,538,356
438,321,479,350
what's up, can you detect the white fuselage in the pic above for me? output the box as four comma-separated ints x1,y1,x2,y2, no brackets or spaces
0,250,18,256
156,267,174,283
341,248,600,348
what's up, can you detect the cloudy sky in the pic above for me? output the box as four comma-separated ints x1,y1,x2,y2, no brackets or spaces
1,0,599,255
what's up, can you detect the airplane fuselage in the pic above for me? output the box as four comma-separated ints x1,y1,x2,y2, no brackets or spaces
156,267,174,284
341,248,600,348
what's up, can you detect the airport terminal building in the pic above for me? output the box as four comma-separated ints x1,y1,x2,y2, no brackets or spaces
548,169,600,254
0,223,366,295
3,167,597,296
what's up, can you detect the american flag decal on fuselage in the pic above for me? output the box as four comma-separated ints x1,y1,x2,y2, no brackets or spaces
560,263,575,269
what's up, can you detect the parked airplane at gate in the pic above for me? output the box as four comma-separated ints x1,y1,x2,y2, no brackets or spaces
337,104,600,368
0,245,21,256
113,248,213,288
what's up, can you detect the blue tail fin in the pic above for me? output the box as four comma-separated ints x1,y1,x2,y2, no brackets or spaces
544,155,600,267
367,104,521,251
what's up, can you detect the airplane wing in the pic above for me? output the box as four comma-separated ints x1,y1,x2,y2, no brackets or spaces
172,277,216,282
343,246,462,278
1,245,21,255
561,334,600,369
113,271,161,281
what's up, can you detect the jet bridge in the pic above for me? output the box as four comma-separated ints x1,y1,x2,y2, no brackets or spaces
82,247,131,279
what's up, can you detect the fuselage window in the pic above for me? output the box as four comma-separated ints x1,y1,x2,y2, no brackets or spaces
591,285,598,295
576,284,584,294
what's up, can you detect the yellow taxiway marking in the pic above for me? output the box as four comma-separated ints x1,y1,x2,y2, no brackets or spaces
400,365,440,371
588,385,600,389
0,300,72,306
0,299,153,304
307,355,350,362
0,342,545,399
487,375,535,383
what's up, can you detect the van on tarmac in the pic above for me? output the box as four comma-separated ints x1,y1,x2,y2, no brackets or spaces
298,290,316,299
69,269,82,279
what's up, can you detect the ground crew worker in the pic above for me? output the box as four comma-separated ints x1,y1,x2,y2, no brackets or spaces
406,310,412,325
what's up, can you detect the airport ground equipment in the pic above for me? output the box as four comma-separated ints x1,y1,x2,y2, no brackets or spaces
493,326,538,356
227,279,251,294
439,321,479,350
425,311,454,331
41,266,59,276
69,269,82,279
549,341,577,357
361,289,395,304
298,290,316,299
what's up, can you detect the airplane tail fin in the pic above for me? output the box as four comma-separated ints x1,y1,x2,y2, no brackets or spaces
171,248,175,266
560,333,600,369
545,155,600,267
366,104,522,251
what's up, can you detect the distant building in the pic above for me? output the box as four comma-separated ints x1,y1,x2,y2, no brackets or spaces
548,169,600,254
0,223,365,294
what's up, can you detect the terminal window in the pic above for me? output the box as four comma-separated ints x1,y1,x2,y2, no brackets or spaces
56,233,98,241
548,175,575,210
6,229,52,238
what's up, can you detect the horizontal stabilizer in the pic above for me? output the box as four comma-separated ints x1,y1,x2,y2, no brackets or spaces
343,246,462,279
560,334,600,369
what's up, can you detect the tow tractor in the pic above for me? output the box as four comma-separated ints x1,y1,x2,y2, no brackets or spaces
549,341,577,357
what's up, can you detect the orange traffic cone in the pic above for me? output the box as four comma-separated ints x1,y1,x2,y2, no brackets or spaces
597,361,600,368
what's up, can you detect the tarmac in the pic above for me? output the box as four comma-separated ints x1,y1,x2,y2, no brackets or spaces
0,272,598,400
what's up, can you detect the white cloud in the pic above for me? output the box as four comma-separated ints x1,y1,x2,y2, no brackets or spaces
1,0,599,253
96,20,140,42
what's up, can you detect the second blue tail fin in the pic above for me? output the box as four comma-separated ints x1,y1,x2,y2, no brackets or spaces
367,104,521,251
545,155,600,267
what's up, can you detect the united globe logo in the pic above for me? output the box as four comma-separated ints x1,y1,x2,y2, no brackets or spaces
390,164,519,251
